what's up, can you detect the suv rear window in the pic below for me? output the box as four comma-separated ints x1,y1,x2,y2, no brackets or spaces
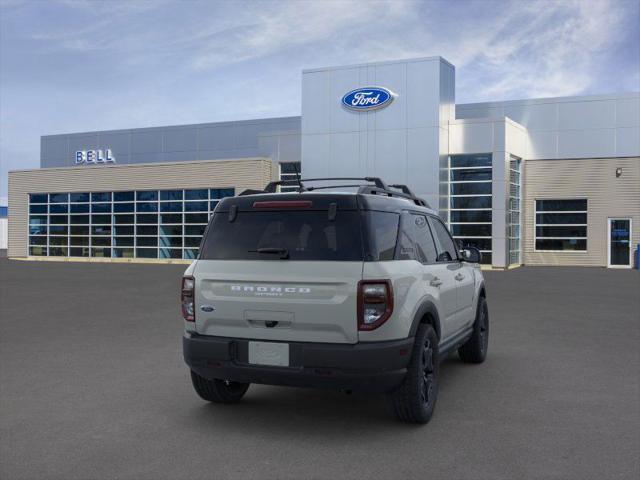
200,211,364,261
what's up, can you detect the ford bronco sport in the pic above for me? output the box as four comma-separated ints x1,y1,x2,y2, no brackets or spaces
182,177,488,424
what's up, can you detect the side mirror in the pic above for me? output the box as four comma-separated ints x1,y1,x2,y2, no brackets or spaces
460,246,482,263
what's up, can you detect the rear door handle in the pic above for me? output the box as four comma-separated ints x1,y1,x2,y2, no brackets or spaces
430,277,443,287
455,273,465,281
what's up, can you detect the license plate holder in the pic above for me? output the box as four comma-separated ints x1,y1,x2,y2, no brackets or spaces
248,341,290,367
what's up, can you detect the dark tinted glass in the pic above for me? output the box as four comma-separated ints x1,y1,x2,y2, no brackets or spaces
183,249,198,259
160,190,183,201
29,225,47,235
160,248,182,259
49,193,69,203
49,236,67,246
69,247,90,257
160,225,182,236
91,192,111,202
70,226,89,235
114,214,135,224
136,202,158,213
91,248,111,258
70,192,90,202
114,237,134,247
450,169,492,182
29,246,47,256
49,225,68,235
70,236,89,246
114,191,135,202
450,182,492,195
49,247,68,256
29,205,47,214
160,236,182,248
91,203,111,213
136,225,158,236
137,237,157,247
91,225,111,235
136,248,158,258
451,196,492,209
49,204,68,213
200,211,363,261
113,248,134,258
70,204,90,213
160,202,182,212
428,217,458,262
136,191,158,201
29,236,47,245
450,210,492,223
185,213,208,224
536,199,587,211
114,203,134,213
396,214,437,263
458,238,492,251
91,237,110,246
450,154,492,168
184,237,201,248
91,214,111,224
185,201,208,212
536,239,586,251
536,213,587,224
70,215,90,224
29,215,47,225
536,226,587,237
363,211,399,261
161,214,182,224
185,189,208,200
29,194,47,203
451,224,492,237
136,214,158,224
185,224,206,236
49,215,69,225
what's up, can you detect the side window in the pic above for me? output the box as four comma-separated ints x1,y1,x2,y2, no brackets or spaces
396,213,438,263
428,217,458,262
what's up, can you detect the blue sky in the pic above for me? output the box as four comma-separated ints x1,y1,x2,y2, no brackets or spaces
1,0,639,200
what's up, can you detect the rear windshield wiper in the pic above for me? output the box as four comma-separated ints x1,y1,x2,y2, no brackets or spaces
249,247,290,259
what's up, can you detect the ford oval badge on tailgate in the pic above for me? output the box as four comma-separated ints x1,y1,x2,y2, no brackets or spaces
200,305,215,312
341,86,396,111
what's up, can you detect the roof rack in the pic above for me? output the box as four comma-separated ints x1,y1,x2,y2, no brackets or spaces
240,177,430,208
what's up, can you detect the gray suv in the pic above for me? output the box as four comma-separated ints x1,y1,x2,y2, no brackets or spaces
182,178,488,423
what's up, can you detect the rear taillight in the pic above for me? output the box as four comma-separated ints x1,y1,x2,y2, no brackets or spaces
181,276,195,322
357,280,393,331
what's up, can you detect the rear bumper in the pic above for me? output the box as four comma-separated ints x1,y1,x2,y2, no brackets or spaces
183,333,414,393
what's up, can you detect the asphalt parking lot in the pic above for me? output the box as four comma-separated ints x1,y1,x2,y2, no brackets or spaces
0,259,638,480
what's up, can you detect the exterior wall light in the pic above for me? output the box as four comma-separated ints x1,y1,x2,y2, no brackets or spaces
615,167,623,178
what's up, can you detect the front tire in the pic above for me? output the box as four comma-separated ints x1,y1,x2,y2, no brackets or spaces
190,370,250,403
458,296,489,363
387,324,439,424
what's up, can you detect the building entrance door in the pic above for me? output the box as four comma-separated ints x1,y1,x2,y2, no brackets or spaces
607,218,632,268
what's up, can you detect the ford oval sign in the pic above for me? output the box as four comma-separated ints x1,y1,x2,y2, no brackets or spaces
342,86,396,111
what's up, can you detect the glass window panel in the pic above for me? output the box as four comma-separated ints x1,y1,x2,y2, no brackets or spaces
450,197,492,209
91,237,111,246
183,249,198,259
428,217,459,262
160,236,182,248
49,237,68,246
160,202,182,212
536,239,586,251
136,191,158,201
160,213,182,224
160,225,182,236
29,194,47,204
536,226,587,238
49,247,68,256
29,225,47,235
160,190,183,201
91,192,111,202
450,154,492,168
114,191,135,202
136,225,157,236
29,215,48,225
136,214,158,224
136,202,158,213
49,193,69,203
70,203,90,213
70,236,89,246
536,199,587,212
210,201,219,211
219,188,235,198
450,210,492,223
114,202,134,213
136,237,157,247
70,215,90,224
136,248,158,258
185,189,208,200
456,238,492,251
450,169,492,182
480,252,492,265
535,213,587,224
114,225,134,236
29,235,47,246
91,248,111,258
70,192,90,202
114,237,134,247
29,204,47,214
49,225,68,235
450,183,492,195
451,224,492,237
184,224,206,236
184,201,208,212
114,214,135,224
49,215,69,225
160,248,182,259
184,237,202,248
185,213,208,224
29,246,47,256
49,204,68,214
91,225,112,235
69,247,90,257
91,203,111,213
91,214,111,224
113,248,134,258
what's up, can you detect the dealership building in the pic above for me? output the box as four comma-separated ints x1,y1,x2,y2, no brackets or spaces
7,56,640,268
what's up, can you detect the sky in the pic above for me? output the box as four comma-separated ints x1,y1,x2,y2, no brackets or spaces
1,0,639,201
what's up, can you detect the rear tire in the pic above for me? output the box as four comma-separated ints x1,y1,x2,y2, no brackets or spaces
190,370,250,403
387,324,439,424
458,296,489,363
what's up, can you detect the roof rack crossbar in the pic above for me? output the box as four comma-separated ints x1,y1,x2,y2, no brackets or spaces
264,177,388,193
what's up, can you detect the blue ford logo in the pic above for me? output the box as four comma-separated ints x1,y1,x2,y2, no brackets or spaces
341,86,396,111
